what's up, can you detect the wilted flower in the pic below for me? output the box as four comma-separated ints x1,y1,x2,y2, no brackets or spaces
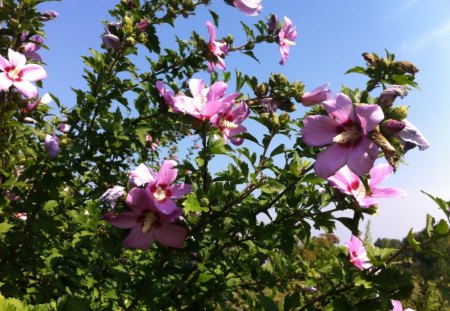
233,0,262,16
301,83,332,107
102,22,122,50
39,10,58,21
302,93,384,178
0,49,47,98
210,101,249,145
267,14,278,33
206,21,229,72
103,188,187,250
345,235,372,270
395,119,430,152
278,17,297,65
378,85,408,108
260,97,279,113
391,300,414,311
44,134,60,158
21,33,44,62
328,164,406,207
100,186,125,208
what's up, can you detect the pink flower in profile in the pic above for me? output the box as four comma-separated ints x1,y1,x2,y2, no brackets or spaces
328,164,407,207
278,17,297,65
301,83,332,107
210,101,249,145
302,93,384,178
21,33,44,62
0,49,47,98
345,235,372,270
233,0,262,16
26,92,52,112
169,79,239,121
206,21,229,73
391,300,414,311
104,188,187,250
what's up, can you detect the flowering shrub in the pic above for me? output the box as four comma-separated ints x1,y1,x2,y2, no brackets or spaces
0,0,447,310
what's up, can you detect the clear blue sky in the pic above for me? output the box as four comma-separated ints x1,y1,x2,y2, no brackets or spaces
37,0,450,240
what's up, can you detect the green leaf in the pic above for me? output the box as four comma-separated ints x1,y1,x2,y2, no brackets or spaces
407,229,421,251
426,213,434,238
257,294,277,311
260,179,284,194
182,193,208,213
345,66,367,75
434,219,449,235
0,221,13,235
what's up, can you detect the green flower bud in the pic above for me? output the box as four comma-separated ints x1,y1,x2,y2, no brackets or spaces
245,41,255,50
200,198,209,207
137,32,147,44
125,36,136,47
255,83,268,96
279,112,290,126
396,61,419,74
389,105,409,120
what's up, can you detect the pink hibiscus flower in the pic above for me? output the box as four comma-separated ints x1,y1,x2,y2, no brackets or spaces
302,93,384,178
0,49,47,98
391,300,414,311
104,188,187,250
278,17,297,65
301,83,332,107
345,235,372,270
206,21,229,73
328,164,407,207
210,101,249,145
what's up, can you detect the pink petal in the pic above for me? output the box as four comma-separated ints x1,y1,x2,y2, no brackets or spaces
369,163,393,188
357,196,379,207
370,188,407,199
129,163,155,187
106,212,140,229
207,81,228,101
0,73,13,90
206,20,216,42
228,101,249,124
355,103,384,134
323,93,354,123
233,0,262,16
157,160,178,186
328,166,361,195
153,222,187,248
203,100,231,119
126,188,156,214
302,115,339,146
21,64,47,82
229,124,247,145
170,183,192,199
154,198,179,215
0,55,10,71
189,78,205,99
391,300,403,311
346,137,376,176
8,49,26,69
13,80,38,98
315,144,348,178
124,226,154,250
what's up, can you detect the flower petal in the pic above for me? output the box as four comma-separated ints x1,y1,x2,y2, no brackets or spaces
346,138,376,176
154,198,179,215
8,49,26,69
21,64,47,82
170,183,192,199
355,104,384,134
129,163,155,187
153,222,187,248
157,160,178,186
315,144,348,178
328,165,360,195
106,212,140,229
370,188,407,199
0,72,13,91
229,124,247,146
126,188,156,214
302,115,339,146
206,20,216,42
357,196,379,207
323,93,354,123
13,80,38,98
0,55,10,71
368,163,393,188
396,119,430,151
124,226,154,250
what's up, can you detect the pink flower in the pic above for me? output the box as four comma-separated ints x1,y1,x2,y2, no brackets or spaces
13,212,27,221
391,300,414,311
0,49,47,98
26,92,52,112
302,93,384,178
136,18,149,31
145,134,159,150
128,162,192,215
328,164,407,207
233,0,262,16
21,33,44,62
206,21,229,72
155,81,175,108
301,83,332,107
278,17,297,65
104,188,187,250
57,123,71,133
167,79,239,121
210,101,249,145
345,235,372,270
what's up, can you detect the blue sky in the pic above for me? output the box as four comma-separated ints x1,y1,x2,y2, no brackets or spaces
36,0,450,240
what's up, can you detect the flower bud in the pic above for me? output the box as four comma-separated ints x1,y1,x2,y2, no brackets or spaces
267,14,278,33
200,198,209,206
136,19,149,31
245,41,255,50
8,18,19,28
125,36,136,47
102,33,121,49
389,106,409,120
39,10,58,21
279,112,290,126
378,85,407,108
255,83,268,96
362,52,378,66
381,119,406,135
396,61,419,74
44,134,60,158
